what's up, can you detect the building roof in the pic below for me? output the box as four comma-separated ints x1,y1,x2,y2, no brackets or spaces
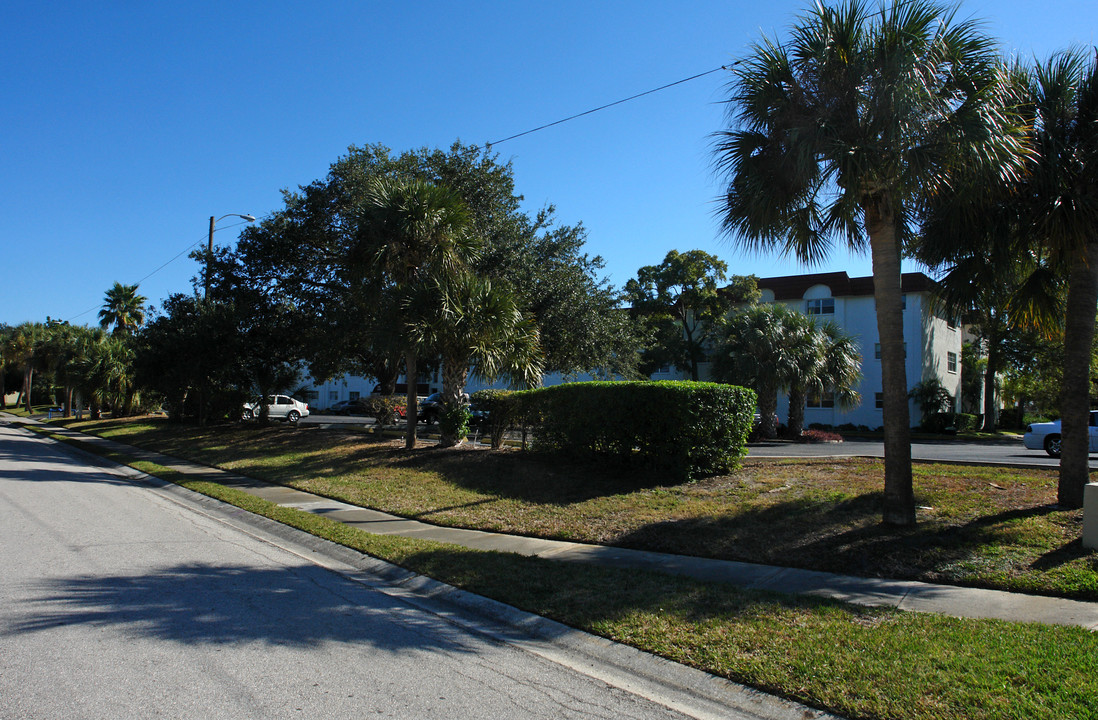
753,271,932,301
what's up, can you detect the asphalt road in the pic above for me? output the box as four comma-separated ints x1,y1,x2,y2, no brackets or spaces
747,437,1098,470
0,424,698,720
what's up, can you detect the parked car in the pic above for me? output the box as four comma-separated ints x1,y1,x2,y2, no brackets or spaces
418,393,443,424
242,395,311,424
417,392,474,424
326,400,356,415
1023,411,1098,457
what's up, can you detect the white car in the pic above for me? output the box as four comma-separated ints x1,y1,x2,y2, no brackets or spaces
242,395,310,424
1023,411,1098,457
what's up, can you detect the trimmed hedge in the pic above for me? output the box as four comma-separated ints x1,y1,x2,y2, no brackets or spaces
509,381,756,481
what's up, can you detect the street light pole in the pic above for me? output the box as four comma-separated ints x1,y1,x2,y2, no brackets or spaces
205,213,256,298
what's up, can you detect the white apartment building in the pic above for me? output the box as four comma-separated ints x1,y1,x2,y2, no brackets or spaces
650,271,961,429
302,270,962,430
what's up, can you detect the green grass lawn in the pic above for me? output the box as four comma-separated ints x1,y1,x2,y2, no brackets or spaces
62,415,1098,601
28,417,1098,720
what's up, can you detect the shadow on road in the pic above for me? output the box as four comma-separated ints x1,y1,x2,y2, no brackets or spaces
4,562,482,654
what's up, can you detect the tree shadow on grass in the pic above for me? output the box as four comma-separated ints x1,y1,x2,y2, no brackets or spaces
609,494,1080,585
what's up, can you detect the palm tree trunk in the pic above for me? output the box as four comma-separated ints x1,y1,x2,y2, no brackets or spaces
404,351,418,450
981,338,1001,432
438,357,469,448
866,199,915,526
1057,244,1098,508
23,367,33,413
787,387,806,437
758,381,778,439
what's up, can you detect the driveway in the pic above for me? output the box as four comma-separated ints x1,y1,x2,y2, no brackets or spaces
747,437,1098,470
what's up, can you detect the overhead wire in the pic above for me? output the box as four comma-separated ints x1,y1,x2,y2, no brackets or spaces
65,65,739,324
486,63,736,148
64,218,254,323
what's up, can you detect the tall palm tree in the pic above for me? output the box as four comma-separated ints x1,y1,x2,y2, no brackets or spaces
407,273,543,447
1022,50,1098,507
786,317,863,436
357,177,478,449
712,0,1027,524
98,283,147,335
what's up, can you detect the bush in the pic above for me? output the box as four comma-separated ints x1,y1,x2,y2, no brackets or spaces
439,402,471,442
359,395,405,425
921,412,957,434
518,381,756,481
954,413,979,432
801,429,842,443
470,389,515,449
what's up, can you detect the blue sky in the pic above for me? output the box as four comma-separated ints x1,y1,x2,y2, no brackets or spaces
3,1,1095,326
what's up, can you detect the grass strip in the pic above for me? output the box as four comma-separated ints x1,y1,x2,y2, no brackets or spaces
23,423,1098,720
60,417,1098,601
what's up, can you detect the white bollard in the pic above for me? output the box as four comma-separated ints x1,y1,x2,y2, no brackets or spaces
1084,483,1098,550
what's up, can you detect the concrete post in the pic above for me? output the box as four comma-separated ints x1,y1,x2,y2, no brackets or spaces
1083,483,1098,550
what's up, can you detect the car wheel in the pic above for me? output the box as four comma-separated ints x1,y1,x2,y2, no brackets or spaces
287,410,300,424
1044,434,1062,458
242,409,253,421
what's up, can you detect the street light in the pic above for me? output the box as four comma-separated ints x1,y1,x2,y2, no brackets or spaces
206,213,256,297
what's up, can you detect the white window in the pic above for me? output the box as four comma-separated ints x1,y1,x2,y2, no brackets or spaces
807,390,835,408
329,391,339,401
349,391,360,401
947,352,958,373
806,298,835,315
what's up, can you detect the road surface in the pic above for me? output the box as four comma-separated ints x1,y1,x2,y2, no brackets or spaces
747,436,1097,470
0,424,701,720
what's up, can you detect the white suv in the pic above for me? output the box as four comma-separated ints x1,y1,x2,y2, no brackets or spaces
242,395,310,424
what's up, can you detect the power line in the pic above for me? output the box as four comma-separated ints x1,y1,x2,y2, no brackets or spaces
64,218,253,323
486,63,736,148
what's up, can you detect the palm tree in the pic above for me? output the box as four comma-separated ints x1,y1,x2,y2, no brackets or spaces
1021,50,1098,507
712,0,1027,524
98,283,147,335
786,317,862,436
358,177,478,449
712,304,796,439
75,330,136,418
8,322,42,413
913,58,1065,433
407,273,543,447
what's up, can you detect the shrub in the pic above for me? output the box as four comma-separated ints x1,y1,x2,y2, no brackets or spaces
954,413,979,432
470,389,515,449
519,381,756,481
921,411,957,434
439,402,471,442
360,395,405,425
801,429,842,443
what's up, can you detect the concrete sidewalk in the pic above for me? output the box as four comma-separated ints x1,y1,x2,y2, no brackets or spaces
9,413,1098,630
